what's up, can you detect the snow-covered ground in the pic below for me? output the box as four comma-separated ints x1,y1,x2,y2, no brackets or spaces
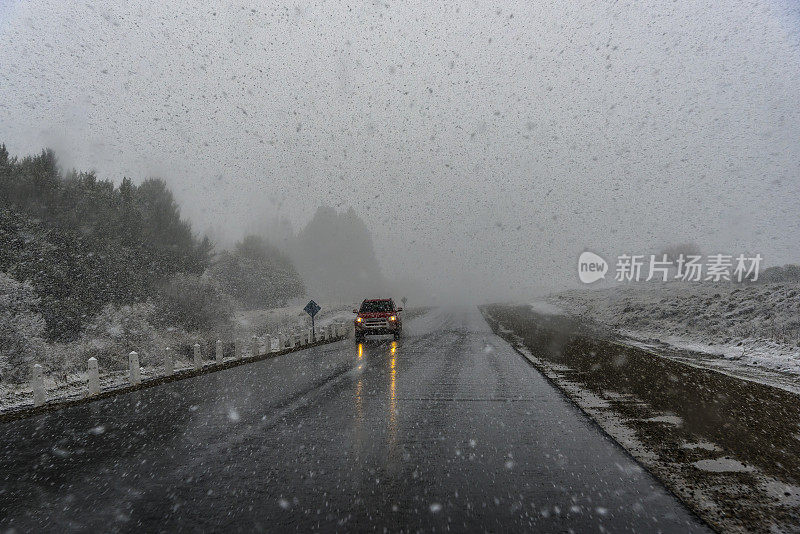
544,282,800,383
527,301,565,316
233,301,357,337
1,303,356,416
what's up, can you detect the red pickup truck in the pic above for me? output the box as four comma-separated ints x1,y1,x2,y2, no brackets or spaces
353,298,403,341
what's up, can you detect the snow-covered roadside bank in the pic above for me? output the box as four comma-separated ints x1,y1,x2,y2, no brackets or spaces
544,282,800,388
0,325,349,422
527,301,566,316
0,303,356,418
619,331,800,395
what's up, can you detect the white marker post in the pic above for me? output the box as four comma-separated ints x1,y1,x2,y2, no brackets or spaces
32,364,45,407
252,336,259,357
87,357,100,395
271,336,279,353
216,339,223,363
164,347,174,375
193,343,202,370
129,351,141,385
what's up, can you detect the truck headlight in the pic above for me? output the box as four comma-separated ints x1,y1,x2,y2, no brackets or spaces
356,317,363,323
389,316,396,321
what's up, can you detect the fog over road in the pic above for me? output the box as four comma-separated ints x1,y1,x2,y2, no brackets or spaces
0,309,708,532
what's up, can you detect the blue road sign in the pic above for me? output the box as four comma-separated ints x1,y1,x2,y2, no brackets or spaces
304,300,321,339
304,300,321,317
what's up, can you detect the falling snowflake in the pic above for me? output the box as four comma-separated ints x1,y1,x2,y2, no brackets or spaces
227,408,240,422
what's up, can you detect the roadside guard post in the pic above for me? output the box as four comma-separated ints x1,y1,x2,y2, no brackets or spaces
304,300,321,340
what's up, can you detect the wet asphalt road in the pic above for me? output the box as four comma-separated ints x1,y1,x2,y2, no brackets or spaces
0,308,709,532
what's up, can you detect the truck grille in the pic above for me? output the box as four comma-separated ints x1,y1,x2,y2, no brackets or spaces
364,318,388,328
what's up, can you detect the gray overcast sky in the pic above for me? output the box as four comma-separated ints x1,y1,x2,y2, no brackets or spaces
1,0,799,300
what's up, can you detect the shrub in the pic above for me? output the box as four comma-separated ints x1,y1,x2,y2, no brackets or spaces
209,235,305,309
79,302,160,370
0,272,46,383
154,273,233,332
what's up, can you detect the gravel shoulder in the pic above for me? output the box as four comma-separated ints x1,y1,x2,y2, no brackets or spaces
481,304,800,533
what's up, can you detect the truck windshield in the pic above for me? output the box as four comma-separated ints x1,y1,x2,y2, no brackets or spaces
360,301,393,313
